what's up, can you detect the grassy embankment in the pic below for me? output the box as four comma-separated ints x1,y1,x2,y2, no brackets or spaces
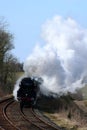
44,86,87,130
0,72,24,97
44,112,87,130
81,85,87,100
15,72,24,80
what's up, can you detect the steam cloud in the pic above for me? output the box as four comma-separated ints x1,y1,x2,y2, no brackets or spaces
14,15,87,98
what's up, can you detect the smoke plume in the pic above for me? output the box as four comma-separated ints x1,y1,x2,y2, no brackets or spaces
14,15,87,98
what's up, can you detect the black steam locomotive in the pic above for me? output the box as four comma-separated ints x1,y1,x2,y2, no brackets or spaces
17,77,42,109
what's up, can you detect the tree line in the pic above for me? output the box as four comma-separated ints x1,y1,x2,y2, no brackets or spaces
0,20,23,94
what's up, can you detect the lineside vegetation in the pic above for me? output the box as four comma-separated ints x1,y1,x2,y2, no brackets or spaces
0,18,23,94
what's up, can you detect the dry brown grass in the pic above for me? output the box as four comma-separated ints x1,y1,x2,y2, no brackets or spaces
44,111,87,130
44,112,80,130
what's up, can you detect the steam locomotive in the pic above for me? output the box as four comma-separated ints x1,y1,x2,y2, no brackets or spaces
17,77,42,109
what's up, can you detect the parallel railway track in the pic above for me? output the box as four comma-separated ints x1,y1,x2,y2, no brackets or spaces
21,107,64,130
0,96,65,130
0,97,19,130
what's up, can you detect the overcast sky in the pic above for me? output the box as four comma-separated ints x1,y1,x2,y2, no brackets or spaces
0,0,87,62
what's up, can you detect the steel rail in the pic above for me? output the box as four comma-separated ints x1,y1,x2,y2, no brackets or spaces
31,108,63,130
20,108,43,130
21,107,65,130
3,99,21,130
0,96,13,130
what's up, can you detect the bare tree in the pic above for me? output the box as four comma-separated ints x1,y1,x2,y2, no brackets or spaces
0,19,20,93
0,28,14,84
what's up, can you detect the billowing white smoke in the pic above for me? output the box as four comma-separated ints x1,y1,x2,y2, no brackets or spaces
13,76,25,100
14,15,87,98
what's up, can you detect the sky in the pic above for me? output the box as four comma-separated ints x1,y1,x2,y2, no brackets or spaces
0,0,87,62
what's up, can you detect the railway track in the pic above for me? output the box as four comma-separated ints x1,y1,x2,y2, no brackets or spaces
21,107,65,130
0,97,19,130
0,96,65,130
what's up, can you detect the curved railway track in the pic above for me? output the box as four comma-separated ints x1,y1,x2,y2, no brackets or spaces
0,97,19,130
0,96,65,130
21,107,64,130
